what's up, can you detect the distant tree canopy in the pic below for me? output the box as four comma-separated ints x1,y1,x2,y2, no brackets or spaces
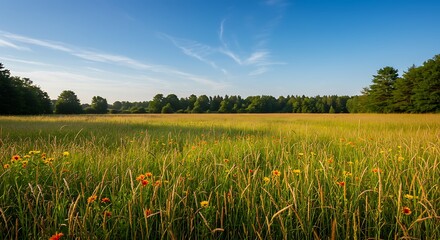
1,54,439,115
0,63,52,115
55,90,83,114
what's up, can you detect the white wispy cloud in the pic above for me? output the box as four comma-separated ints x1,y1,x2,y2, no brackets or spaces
158,33,222,71
1,31,226,89
0,56,51,66
0,38,29,51
3,32,72,52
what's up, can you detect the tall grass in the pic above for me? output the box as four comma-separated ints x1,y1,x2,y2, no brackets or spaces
0,114,439,239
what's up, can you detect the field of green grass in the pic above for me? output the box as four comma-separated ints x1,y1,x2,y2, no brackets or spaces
0,114,439,239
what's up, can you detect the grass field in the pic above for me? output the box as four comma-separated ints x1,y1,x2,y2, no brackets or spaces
0,114,439,239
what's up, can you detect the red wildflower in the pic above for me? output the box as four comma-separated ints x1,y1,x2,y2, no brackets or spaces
337,181,345,187
145,208,153,217
49,232,63,240
402,206,412,215
142,180,149,186
101,197,111,203
103,211,112,217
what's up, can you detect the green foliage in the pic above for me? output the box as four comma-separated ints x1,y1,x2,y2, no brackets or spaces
0,63,52,115
55,90,83,114
91,96,108,114
357,54,440,113
364,66,399,113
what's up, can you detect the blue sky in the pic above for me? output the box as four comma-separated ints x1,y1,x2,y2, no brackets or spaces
1,0,439,103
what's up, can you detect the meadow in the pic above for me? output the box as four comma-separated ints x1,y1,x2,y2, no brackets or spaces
0,114,439,239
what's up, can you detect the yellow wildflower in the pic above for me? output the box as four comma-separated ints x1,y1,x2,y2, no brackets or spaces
404,194,418,200
63,151,70,157
292,169,301,174
200,201,209,208
263,177,270,184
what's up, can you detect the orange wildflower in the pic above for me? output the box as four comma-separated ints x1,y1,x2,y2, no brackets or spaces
145,172,153,178
49,232,64,240
87,195,97,203
372,168,382,173
11,155,21,161
3,164,10,169
337,181,345,187
136,174,145,181
272,170,281,177
101,197,111,203
402,206,412,215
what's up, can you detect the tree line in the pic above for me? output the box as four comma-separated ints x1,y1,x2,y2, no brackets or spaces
1,54,438,115
348,54,440,113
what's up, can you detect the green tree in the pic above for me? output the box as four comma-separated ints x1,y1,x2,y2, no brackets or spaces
161,103,174,113
148,94,164,113
411,55,440,112
192,95,210,113
165,94,180,113
91,96,108,114
55,90,83,114
364,66,399,113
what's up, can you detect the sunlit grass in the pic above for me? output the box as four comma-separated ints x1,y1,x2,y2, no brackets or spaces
0,114,439,239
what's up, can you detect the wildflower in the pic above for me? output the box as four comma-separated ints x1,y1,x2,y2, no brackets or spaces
136,174,145,181
337,181,345,187
23,155,31,159
292,169,301,175
22,160,28,168
62,151,70,157
145,172,153,178
327,157,334,164
402,206,412,215
144,208,153,217
249,169,254,174
224,159,229,163
103,211,112,217
29,150,40,155
263,177,270,184
49,232,64,240
153,180,161,187
404,194,418,200
200,201,209,208
272,170,281,177
101,197,111,203
398,156,404,161
297,153,304,157
343,171,352,177
372,168,382,173
142,180,149,186
3,164,10,169
87,195,97,204
347,161,353,165
11,155,21,162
